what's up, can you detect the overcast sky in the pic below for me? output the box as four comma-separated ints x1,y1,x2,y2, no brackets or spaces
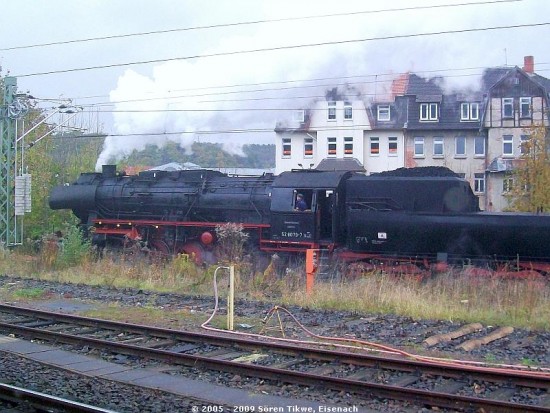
1,0,549,169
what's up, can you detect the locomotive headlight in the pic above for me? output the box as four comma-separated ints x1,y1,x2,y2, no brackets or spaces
117,224,120,227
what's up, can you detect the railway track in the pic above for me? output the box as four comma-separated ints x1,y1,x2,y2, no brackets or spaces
0,303,548,412
0,382,116,412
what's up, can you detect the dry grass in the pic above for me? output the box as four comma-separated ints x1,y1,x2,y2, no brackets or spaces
286,271,550,330
0,248,548,331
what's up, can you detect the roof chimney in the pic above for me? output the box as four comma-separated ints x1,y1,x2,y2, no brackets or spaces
391,73,410,97
523,55,534,74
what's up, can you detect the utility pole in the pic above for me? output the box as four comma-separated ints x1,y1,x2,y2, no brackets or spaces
0,76,29,247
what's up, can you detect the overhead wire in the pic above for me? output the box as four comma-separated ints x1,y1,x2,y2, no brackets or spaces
1,0,523,52
14,21,550,78
54,62,550,108
7,0,545,141
5,0,542,113
72,61,550,103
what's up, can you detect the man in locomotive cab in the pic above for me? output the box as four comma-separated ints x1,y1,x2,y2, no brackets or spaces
294,193,309,211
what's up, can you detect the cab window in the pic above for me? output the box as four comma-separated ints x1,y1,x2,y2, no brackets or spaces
293,190,314,212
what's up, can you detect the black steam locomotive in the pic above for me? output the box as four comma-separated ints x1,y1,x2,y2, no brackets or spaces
49,165,550,272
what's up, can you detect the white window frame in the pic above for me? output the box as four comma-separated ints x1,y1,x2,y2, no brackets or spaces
433,137,444,157
461,102,479,121
327,137,337,157
344,101,353,120
292,110,305,123
388,137,398,156
460,103,469,120
520,97,532,118
420,103,438,121
470,102,479,120
503,135,514,157
304,137,313,158
502,98,514,118
474,173,485,193
377,104,390,121
282,138,291,158
455,136,466,157
344,136,353,157
370,137,379,156
327,101,336,121
414,137,425,157
474,136,485,157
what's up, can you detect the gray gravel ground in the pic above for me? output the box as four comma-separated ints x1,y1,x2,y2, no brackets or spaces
0,274,548,412
0,352,206,412
1,275,546,366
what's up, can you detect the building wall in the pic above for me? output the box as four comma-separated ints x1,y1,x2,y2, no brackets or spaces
363,131,404,173
404,131,487,209
484,93,549,211
274,67,549,212
275,132,314,174
486,173,508,211
275,100,370,174
485,96,546,127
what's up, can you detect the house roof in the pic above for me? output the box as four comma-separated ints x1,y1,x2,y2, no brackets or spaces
315,158,366,172
532,73,550,91
487,157,524,173
391,73,410,97
275,62,550,135
368,95,409,130
273,169,353,188
481,67,514,90
405,74,444,97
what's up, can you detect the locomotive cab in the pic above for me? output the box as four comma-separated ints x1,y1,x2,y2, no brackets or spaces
269,170,352,249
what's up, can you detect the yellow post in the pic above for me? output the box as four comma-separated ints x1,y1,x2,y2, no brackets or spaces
227,265,235,331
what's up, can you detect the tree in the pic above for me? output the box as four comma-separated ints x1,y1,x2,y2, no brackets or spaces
118,141,275,170
22,109,104,240
506,122,550,212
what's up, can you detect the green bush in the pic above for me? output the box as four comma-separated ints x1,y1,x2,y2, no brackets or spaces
56,225,91,268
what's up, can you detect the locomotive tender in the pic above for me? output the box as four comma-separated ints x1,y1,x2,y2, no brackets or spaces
49,165,550,271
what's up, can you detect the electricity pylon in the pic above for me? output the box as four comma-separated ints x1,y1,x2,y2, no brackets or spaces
0,77,29,247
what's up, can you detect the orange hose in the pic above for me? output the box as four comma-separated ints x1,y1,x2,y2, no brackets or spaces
202,272,550,378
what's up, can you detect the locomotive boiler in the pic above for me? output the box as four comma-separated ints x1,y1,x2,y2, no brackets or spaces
49,165,550,273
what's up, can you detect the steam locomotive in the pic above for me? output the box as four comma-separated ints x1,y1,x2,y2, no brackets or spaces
49,165,550,274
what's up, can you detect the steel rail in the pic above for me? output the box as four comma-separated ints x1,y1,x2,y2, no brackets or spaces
0,382,117,413
0,303,546,387
0,304,548,412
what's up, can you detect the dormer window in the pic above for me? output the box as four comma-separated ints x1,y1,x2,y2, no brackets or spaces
344,101,353,120
327,101,336,120
377,104,390,121
460,102,479,121
420,103,438,121
292,110,305,123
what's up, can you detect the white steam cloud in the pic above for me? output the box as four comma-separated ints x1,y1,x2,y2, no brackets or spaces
96,0,548,170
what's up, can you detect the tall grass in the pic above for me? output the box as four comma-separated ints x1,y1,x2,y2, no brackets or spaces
286,271,550,330
0,247,548,331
